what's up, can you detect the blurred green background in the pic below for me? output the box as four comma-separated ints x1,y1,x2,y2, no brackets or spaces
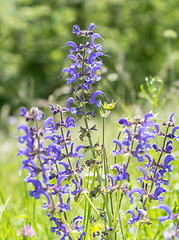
1,0,179,119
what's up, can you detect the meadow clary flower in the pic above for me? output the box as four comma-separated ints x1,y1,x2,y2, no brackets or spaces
170,112,175,123
90,90,109,107
137,167,151,183
50,217,68,238
66,97,76,114
122,128,131,146
61,23,106,89
172,126,179,141
118,118,130,126
163,154,175,172
158,204,178,223
113,162,128,181
125,187,144,204
148,186,166,202
133,144,145,162
112,139,124,156
126,208,147,226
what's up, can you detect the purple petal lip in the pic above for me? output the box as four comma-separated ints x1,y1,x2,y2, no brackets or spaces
112,139,123,156
118,118,130,126
170,112,175,122
172,126,179,140
89,23,98,31
158,204,178,223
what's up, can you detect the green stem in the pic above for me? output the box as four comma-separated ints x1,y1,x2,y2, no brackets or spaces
82,192,104,220
113,181,122,230
134,125,170,240
113,123,138,239
80,38,112,239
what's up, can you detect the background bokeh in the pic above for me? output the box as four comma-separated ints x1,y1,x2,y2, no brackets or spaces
1,0,179,119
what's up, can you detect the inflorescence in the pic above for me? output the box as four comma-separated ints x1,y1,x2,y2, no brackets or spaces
16,24,179,240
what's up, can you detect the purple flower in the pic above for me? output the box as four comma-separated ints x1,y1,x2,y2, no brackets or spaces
70,216,83,232
58,161,71,175
126,208,147,226
46,143,62,162
90,33,105,51
113,162,128,181
122,128,132,146
158,204,178,223
87,52,104,67
144,154,153,169
133,144,144,162
70,143,84,159
44,116,56,134
58,194,71,212
155,170,169,186
72,23,98,37
54,175,69,194
148,186,166,202
62,66,80,84
127,187,144,204
90,90,109,107
170,112,175,122
107,174,114,186
137,167,151,182
112,139,124,156
143,113,154,127
90,66,102,81
163,222,179,240
34,107,45,121
153,124,160,134
172,126,179,141
61,41,79,54
66,97,76,114
163,154,175,172
89,23,98,31
153,143,161,152
138,126,155,145
65,116,75,128
25,179,50,203
19,107,28,117
165,141,173,153
49,104,60,115
118,118,130,126
71,179,80,196
72,25,80,35
50,217,68,238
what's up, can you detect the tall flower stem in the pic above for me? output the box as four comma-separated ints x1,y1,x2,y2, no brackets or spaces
35,119,43,169
134,125,170,240
113,123,138,239
79,37,112,239
102,117,114,217
60,111,75,171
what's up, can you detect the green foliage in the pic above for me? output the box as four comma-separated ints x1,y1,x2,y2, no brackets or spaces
139,76,166,113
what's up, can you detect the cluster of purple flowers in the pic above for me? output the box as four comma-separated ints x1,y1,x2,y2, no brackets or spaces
16,23,179,240
111,112,179,238
17,105,86,239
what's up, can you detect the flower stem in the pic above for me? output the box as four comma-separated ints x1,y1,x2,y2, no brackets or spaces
134,125,170,240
